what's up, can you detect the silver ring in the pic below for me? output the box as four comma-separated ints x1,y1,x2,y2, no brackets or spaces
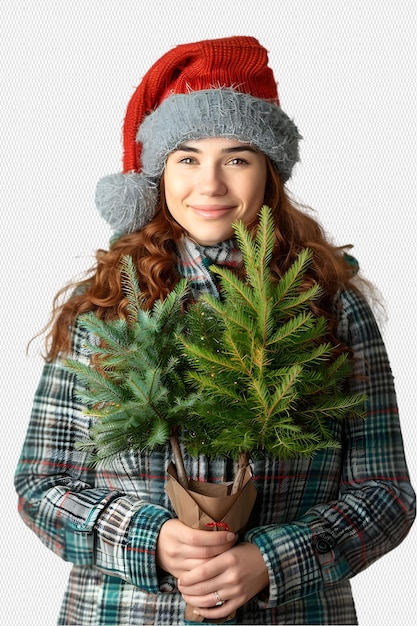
213,590,224,607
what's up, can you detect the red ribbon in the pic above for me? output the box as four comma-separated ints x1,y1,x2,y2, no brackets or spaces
205,522,230,531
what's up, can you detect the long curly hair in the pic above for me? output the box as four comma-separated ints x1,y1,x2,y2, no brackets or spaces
42,159,360,362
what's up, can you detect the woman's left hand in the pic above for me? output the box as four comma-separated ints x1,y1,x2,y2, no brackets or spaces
177,541,269,620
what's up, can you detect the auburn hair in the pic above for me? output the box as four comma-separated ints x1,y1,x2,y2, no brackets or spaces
42,159,359,362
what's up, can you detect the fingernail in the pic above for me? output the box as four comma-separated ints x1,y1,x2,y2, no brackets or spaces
226,532,235,541
193,609,200,615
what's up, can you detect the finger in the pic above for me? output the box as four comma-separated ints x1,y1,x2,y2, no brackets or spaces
177,540,235,563
179,555,227,589
186,529,236,548
182,589,230,610
178,558,210,572
187,594,238,622
159,521,235,561
178,530,236,562
191,604,237,622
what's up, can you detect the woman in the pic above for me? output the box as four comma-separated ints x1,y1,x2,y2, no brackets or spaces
15,36,415,625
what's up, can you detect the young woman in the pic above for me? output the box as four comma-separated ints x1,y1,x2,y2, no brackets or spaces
15,36,415,625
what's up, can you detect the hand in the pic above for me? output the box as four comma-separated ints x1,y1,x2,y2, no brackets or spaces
177,541,269,620
156,518,237,580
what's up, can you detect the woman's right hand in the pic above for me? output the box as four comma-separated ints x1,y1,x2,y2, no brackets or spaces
156,518,236,579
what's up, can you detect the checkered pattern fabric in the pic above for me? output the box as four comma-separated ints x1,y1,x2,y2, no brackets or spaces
15,245,415,625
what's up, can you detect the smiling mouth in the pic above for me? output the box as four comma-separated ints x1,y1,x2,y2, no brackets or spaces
190,205,236,217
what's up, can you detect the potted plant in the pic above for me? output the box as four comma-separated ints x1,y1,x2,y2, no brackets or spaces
67,206,365,622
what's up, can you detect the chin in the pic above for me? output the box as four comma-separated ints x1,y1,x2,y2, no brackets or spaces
192,230,234,246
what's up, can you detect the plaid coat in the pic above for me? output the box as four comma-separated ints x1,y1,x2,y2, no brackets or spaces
15,289,415,625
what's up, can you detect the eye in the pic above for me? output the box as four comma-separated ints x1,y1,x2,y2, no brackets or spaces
227,157,248,166
178,156,197,165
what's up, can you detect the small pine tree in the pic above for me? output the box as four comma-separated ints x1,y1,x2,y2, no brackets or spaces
66,207,365,494
66,257,196,488
179,206,366,492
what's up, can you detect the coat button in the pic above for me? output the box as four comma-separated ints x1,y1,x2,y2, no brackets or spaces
315,536,335,553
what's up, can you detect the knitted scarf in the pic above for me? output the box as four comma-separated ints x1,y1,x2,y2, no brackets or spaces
175,236,242,300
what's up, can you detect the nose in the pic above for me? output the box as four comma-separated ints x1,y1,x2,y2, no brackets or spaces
198,163,227,196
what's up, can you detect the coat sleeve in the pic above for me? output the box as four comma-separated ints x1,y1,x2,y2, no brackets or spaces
14,322,173,593
244,289,416,608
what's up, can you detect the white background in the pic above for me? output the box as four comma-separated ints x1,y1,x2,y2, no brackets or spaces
2,1,416,624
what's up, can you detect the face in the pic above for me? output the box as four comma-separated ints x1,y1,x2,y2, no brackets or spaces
164,137,267,245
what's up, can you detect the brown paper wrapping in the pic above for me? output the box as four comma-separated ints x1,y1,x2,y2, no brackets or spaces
165,462,258,622
165,462,257,533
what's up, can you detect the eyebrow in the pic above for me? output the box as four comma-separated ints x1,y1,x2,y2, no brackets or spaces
175,143,259,154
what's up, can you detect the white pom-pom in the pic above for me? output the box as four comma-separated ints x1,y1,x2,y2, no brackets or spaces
95,172,158,233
